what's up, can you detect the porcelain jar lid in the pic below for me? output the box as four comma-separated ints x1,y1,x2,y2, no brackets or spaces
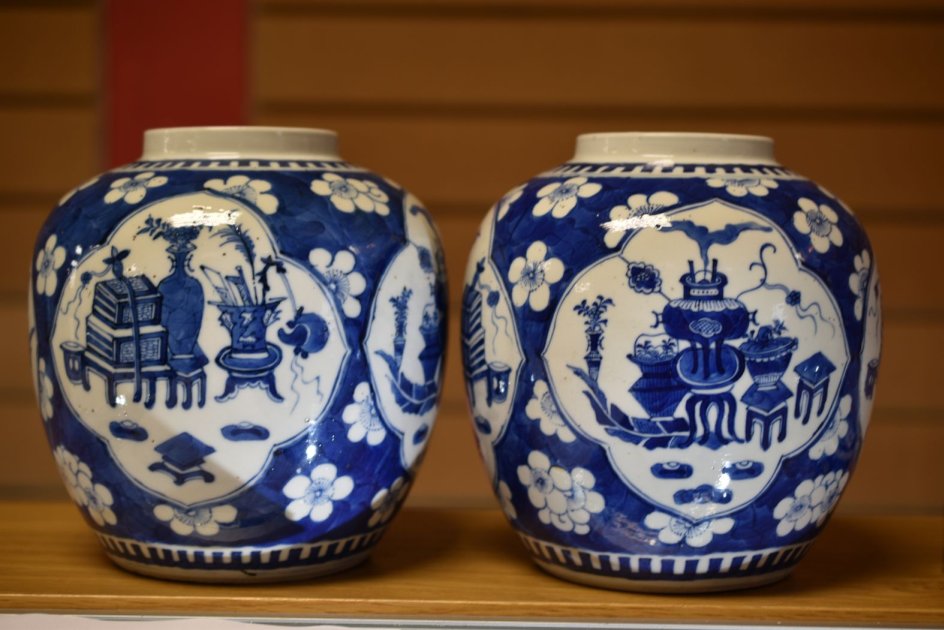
141,126,340,161
571,132,778,165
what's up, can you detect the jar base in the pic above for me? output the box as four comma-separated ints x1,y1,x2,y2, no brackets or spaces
107,549,371,584
96,527,385,584
534,558,793,593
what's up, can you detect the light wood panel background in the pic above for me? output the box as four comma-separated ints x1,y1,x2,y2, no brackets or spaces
0,0,941,516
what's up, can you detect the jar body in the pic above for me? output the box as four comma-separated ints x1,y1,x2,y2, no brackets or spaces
30,128,447,582
463,133,881,592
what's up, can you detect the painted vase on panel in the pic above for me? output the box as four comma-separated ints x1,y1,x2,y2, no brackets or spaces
462,132,881,592
29,127,447,582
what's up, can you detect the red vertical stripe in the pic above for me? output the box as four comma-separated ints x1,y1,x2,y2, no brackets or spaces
104,0,249,167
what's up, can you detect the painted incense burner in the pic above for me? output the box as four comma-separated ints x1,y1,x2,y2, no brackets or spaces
29,127,447,582
462,132,881,592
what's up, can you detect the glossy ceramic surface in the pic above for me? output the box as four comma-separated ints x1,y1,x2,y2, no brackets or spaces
30,127,447,582
463,132,881,592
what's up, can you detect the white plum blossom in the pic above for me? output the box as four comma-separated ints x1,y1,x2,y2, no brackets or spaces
35,234,66,297
204,175,278,214
518,451,567,526
53,445,85,505
793,197,843,254
559,467,605,535
532,177,601,219
517,451,603,535
342,382,387,446
815,469,849,525
809,395,851,460
153,504,237,536
774,475,831,537
643,511,735,548
37,358,54,422
849,249,871,320
369,476,409,527
508,241,564,312
311,173,389,215
525,380,575,442
283,463,354,523
603,191,677,248
54,446,117,527
103,172,167,205
498,480,517,520
309,248,366,317
497,184,525,220
706,177,778,197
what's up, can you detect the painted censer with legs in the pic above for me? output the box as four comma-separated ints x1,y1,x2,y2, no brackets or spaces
30,127,447,582
462,132,881,592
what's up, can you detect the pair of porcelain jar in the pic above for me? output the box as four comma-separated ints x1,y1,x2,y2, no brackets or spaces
30,127,880,591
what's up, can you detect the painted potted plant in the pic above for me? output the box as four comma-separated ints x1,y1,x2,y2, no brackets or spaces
739,320,799,389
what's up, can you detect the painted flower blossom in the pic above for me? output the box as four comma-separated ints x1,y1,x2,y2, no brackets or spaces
643,511,735,548
793,197,843,253
508,241,564,311
849,249,871,320
309,248,366,317
626,261,662,295
283,462,354,523
773,476,828,537
204,175,279,214
368,476,409,527
707,177,778,197
809,395,851,460
525,380,575,443
103,172,167,205
517,451,603,535
311,173,389,215
342,382,387,446
54,446,116,527
532,177,601,219
53,445,85,505
153,504,237,536
498,480,517,520
35,234,66,297
37,358,54,422
603,191,677,248
497,184,525,220
816,469,849,525
559,467,605,535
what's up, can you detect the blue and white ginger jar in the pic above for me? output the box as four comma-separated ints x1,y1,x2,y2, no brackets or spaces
462,132,881,592
30,127,447,582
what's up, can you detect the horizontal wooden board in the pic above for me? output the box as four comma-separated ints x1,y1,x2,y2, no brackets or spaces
254,14,944,111
254,113,944,216
259,0,944,14
0,107,99,197
0,401,59,496
0,4,97,98
0,206,51,296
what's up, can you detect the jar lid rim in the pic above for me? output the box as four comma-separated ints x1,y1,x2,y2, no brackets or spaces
572,132,778,165
141,126,340,160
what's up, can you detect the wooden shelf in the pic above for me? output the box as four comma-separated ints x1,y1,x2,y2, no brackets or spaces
0,501,940,625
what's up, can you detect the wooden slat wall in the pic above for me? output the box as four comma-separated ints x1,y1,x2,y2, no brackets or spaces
251,1,944,514
0,1,940,516
0,2,100,496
